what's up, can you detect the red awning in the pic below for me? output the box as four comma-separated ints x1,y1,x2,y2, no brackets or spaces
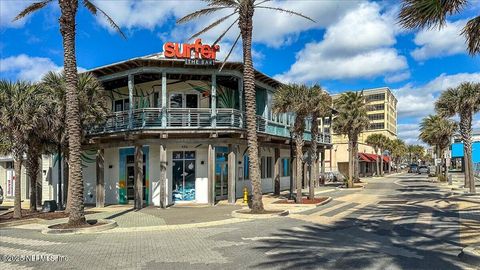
382,156,390,163
363,153,379,162
358,153,371,162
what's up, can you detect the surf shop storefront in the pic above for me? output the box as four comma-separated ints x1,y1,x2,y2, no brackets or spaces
78,39,332,208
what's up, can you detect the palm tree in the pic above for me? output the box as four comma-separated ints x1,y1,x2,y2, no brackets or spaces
365,133,384,176
0,81,50,217
272,84,311,203
419,115,457,181
332,91,370,188
177,0,314,213
383,138,394,174
398,0,480,55
436,82,480,193
14,1,123,225
390,139,407,171
307,85,332,200
41,71,110,210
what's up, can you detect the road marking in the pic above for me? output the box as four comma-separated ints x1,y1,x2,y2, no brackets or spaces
308,201,352,217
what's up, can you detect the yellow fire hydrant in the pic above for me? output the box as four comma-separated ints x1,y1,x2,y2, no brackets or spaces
243,186,248,204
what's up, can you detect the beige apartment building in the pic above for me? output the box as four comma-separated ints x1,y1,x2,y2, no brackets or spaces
325,87,398,176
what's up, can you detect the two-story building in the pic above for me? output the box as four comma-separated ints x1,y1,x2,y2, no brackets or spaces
48,40,333,208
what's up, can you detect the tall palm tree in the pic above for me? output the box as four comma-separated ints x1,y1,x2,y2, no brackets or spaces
398,0,480,55
272,84,310,203
332,91,370,188
41,71,110,210
14,1,123,225
307,85,332,200
0,81,50,217
178,0,314,213
419,115,457,181
383,138,393,174
365,133,384,176
390,139,407,171
436,82,480,193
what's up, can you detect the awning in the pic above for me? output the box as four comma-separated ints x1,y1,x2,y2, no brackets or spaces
382,156,390,163
358,153,371,162
363,153,378,162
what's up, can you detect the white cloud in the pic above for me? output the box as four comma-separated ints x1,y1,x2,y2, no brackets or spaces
0,54,86,82
0,1,36,28
393,72,480,120
275,2,408,83
411,19,468,61
384,71,411,83
398,123,422,145
92,0,359,48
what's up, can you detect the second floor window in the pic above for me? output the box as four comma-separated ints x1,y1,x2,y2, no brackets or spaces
114,98,130,112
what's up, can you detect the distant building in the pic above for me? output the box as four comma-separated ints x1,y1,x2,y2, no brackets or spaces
450,130,480,172
325,87,398,177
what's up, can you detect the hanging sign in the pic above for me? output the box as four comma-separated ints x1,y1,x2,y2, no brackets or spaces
163,39,220,65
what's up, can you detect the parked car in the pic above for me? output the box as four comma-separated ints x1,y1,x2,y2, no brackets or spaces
0,185,3,205
408,164,419,173
418,165,430,175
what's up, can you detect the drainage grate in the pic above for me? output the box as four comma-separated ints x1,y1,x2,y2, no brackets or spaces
377,200,408,205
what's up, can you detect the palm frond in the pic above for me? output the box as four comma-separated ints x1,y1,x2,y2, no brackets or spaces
83,0,126,39
13,0,52,21
256,6,315,23
213,18,238,46
206,0,238,8
177,7,229,24
189,12,237,40
461,15,480,55
254,0,271,6
398,0,467,29
219,33,241,71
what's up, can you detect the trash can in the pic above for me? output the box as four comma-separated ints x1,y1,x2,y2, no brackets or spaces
42,200,58,212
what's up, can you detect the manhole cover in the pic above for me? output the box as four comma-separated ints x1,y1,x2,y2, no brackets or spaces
378,200,408,204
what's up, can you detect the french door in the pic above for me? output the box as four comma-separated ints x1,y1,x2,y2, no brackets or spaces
169,93,199,127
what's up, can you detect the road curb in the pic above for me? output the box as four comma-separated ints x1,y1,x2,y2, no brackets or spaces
231,209,289,219
41,219,117,235
0,218,43,228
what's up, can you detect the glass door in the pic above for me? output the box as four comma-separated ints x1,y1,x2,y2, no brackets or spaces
126,155,146,202
172,151,196,201
169,93,199,127
215,148,228,200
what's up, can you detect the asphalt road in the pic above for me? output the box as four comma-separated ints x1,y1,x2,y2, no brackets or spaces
0,173,477,270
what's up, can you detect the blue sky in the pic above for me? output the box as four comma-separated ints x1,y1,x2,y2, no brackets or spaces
1,0,479,144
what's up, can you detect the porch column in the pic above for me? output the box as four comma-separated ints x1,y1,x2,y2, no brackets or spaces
227,145,237,204
211,73,217,128
134,145,144,209
320,118,325,142
128,74,134,129
161,71,167,128
321,147,326,174
159,145,167,208
274,148,281,195
96,149,105,207
238,77,243,128
207,144,216,205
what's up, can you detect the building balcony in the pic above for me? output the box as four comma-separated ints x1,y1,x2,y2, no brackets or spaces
86,108,332,144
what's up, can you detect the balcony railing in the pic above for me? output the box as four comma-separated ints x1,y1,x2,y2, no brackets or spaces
87,108,331,144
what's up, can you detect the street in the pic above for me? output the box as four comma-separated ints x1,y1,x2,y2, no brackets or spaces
0,173,479,270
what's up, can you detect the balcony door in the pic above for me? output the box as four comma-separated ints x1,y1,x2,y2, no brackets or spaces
169,93,199,127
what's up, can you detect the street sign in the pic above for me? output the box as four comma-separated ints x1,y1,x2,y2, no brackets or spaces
435,158,442,165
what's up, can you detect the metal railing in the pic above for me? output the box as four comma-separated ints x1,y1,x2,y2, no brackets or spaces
86,108,332,144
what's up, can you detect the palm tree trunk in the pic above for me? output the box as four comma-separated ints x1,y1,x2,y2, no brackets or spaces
380,149,384,176
295,133,304,203
461,113,476,193
309,115,318,200
347,139,353,188
64,156,70,211
26,145,39,212
239,4,264,213
59,0,86,225
375,148,380,176
13,159,22,218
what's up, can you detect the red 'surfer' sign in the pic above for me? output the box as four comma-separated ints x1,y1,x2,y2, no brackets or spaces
163,39,220,60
